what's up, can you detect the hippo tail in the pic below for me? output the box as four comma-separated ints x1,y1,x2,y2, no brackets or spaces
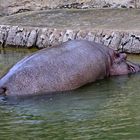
0,86,6,96
0,79,6,96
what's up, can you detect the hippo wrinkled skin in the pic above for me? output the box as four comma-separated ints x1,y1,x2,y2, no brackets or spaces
0,40,140,96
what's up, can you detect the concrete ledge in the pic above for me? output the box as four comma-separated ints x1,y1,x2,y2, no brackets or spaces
1,25,140,53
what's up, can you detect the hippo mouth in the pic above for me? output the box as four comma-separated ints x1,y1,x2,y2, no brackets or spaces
128,65,136,73
126,61,140,74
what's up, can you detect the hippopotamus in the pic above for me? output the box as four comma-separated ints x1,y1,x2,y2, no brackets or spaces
0,40,140,96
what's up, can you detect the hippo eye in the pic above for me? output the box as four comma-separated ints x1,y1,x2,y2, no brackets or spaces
115,53,120,58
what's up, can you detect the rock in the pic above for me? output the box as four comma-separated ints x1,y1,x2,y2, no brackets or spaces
49,29,65,46
36,28,50,48
123,33,140,53
5,26,38,48
119,33,140,53
63,30,77,42
76,30,90,40
76,30,96,41
131,37,140,53
120,32,132,52
85,31,96,41
109,32,122,50
102,31,112,47
13,27,25,46
26,29,38,48
0,25,9,46
6,26,19,46
94,30,103,44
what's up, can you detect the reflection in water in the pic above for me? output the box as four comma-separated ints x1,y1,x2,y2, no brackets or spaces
0,46,36,77
0,47,140,139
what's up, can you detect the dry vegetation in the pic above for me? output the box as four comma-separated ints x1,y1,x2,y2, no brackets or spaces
0,9,140,31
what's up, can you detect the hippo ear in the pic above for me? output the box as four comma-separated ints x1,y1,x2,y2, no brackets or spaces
117,48,123,53
112,51,120,60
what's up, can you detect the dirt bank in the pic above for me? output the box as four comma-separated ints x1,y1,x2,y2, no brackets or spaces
0,9,140,53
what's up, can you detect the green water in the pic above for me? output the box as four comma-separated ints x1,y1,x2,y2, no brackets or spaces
1,48,140,140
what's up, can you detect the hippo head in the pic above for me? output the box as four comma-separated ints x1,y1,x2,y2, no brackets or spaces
109,52,140,76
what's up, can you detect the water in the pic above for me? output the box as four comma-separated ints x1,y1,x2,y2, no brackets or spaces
0,47,140,140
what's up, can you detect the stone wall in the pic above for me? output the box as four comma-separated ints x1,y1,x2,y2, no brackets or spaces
0,0,140,16
1,25,140,53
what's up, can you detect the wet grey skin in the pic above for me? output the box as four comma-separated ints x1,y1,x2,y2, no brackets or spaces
0,40,140,97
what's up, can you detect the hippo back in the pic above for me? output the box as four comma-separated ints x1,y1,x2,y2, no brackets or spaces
0,40,111,96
